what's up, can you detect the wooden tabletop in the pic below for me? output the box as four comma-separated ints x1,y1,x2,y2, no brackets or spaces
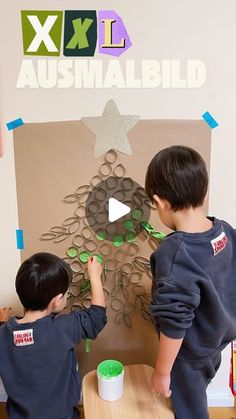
82,364,174,419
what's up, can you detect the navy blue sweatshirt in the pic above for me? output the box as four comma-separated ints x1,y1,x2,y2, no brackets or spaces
0,305,107,419
150,217,236,362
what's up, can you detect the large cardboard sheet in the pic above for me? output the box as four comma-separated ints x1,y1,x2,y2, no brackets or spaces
13,119,211,375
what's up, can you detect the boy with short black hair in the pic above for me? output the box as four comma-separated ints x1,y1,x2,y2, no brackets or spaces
0,252,106,419
145,145,236,419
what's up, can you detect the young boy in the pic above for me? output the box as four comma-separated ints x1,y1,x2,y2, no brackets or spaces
145,145,236,419
0,253,106,419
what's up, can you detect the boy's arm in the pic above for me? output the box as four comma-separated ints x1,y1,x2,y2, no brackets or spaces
151,332,183,397
68,257,107,343
88,257,106,308
150,250,201,397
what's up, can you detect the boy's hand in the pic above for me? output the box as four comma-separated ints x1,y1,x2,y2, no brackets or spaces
151,370,171,398
87,257,103,280
0,307,10,322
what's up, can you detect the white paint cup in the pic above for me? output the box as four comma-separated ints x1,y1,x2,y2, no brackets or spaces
97,360,124,402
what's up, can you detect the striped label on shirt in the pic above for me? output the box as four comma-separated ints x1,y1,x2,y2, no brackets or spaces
13,329,34,346
210,231,228,256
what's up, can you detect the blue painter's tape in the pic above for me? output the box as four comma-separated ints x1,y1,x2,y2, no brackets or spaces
6,118,24,131
202,112,219,129
16,229,24,250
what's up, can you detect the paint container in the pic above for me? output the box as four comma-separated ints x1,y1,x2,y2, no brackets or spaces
97,360,124,401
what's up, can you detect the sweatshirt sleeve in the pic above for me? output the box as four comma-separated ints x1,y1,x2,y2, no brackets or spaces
150,279,200,339
150,239,201,339
72,305,107,343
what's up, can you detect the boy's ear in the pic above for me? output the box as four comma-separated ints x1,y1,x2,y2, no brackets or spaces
153,194,160,206
50,294,63,310
203,191,209,202
153,194,165,209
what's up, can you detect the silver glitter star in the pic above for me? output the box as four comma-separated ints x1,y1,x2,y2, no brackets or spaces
81,99,140,157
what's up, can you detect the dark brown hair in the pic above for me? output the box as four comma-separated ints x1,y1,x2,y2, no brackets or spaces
145,145,208,211
15,252,72,311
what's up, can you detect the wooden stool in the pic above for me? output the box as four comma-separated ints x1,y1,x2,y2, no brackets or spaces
82,364,174,419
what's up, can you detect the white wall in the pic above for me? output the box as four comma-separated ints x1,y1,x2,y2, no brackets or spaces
0,0,235,406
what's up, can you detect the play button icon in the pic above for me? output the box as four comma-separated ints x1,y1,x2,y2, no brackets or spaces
108,198,130,222
85,176,151,243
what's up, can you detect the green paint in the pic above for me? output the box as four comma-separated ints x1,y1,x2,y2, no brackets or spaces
85,339,91,353
125,232,137,243
112,235,124,247
96,230,107,241
132,209,142,220
67,247,79,258
151,231,166,240
79,251,91,263
123,220,136,232
80,280,91,292
140,221,154,233
97,360,124,379
95,254,104,265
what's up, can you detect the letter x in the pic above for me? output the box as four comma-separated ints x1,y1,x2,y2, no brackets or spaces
66,18,93,50
27,15,58,52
